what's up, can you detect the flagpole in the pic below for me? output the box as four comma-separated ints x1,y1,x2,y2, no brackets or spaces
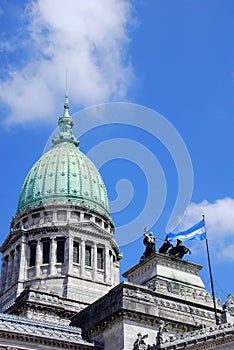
203,215,219,325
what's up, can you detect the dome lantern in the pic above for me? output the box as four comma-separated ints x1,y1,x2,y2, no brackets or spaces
52,90,79,147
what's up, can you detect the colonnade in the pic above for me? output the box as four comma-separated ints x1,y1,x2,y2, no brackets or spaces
1,233,116,294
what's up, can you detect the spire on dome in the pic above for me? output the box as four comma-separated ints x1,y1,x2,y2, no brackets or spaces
63,72,70,118
52,77,79,147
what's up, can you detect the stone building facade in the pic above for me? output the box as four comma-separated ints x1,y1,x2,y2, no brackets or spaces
0,94,233,349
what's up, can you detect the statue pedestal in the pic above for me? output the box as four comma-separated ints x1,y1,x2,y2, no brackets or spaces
123,252,213,308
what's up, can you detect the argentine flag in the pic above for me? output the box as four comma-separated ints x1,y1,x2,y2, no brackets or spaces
167,219,206,242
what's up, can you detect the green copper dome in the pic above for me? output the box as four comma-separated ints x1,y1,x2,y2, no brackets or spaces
17,94,110,218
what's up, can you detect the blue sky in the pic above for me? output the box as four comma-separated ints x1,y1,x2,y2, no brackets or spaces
1,0,234,302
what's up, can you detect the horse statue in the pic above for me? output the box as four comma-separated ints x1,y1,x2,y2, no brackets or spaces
159,236,172,254
168,239,191,259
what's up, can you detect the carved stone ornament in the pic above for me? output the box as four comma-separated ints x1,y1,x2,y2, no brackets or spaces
155,320,170,349
223,294,234,315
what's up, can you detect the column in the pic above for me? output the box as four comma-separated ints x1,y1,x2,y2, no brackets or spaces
80,212,84,222
52,211,56,223
14,245,20,280
35,240,42,278
67,210,71,222
0,259,6,292
93,242,97,281
13,248,18,281
4,257,9,289
105,247,111,284
10,252,15,283
18,235,27,282
80,239,85,277
50,237,56,275
66,236,73,275
7,254,12,286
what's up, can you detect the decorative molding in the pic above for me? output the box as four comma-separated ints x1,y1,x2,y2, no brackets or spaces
144,277,216,308
123,285,216,322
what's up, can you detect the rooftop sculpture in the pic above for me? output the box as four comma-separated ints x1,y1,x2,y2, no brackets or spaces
140,227,156,262
140,230,191,262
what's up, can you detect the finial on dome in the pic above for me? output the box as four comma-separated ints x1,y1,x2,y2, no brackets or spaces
63,71,70,118
52,75,79,148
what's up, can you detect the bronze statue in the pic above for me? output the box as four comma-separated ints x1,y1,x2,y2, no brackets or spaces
168,239,191,259
158,236,172,254
140,227,156,262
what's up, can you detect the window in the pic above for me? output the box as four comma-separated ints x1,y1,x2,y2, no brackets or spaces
95,217,102,226
22,217,29,228
44,212,52,222
73,241,79,264
29,243,36,267
71,211,80,221
97,248,104,270
57,210,67,221
56,240,65,263
32,213,40,225
84,213,92,221
104,222,108,229
15,222,20,229
85,246,91,266
43,241,50,264
22,217,28,224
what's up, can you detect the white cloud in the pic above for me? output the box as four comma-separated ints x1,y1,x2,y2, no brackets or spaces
0,0,135,125
178,197,234,260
